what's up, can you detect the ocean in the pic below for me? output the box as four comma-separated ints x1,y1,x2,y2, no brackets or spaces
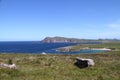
0,41,105,54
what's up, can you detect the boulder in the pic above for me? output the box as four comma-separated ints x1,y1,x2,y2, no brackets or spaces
74,57,95,68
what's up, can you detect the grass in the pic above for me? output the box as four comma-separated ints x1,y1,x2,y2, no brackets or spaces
72,42,120,50
0,43,120,80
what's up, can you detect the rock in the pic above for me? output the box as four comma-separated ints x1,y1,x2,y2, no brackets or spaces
74,57,95,68
0,63,17,69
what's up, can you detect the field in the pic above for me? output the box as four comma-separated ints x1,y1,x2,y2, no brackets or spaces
0,43,120,80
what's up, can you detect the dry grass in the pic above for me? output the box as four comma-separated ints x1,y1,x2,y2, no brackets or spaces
0,43,120,80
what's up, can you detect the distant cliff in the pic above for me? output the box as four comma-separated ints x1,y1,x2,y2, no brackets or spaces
41,37,79,43
41,36,103,43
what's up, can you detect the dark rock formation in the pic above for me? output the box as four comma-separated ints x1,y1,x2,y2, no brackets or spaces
74,59,88,68
74,57,95,69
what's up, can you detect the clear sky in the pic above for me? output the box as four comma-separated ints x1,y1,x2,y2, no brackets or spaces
0,0,120,41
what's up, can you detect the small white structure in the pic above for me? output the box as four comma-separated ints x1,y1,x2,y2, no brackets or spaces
41,52,47,55
0,63,17,69
74,57,95,68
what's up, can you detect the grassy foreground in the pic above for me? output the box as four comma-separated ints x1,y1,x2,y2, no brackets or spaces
0,43,120,80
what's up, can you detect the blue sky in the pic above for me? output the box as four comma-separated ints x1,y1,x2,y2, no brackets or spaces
0,0,120,41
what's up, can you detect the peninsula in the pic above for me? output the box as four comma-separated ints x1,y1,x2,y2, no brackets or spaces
41,36,120,43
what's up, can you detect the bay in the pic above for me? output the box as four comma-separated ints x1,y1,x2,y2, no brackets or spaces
0,41,105,54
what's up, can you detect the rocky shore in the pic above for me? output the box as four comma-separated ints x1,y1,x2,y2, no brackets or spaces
56,46,112,52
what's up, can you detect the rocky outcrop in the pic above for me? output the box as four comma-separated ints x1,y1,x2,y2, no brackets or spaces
56,46,75,52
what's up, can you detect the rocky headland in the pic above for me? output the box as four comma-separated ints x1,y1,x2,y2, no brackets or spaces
41,36,103,43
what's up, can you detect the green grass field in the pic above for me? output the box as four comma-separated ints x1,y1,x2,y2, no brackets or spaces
72,42,120,50
0,43,120,80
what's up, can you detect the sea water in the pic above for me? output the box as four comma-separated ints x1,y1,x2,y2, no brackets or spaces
0,41,105,54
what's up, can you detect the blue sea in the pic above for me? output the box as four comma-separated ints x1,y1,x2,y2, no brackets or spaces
0,41,105,54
